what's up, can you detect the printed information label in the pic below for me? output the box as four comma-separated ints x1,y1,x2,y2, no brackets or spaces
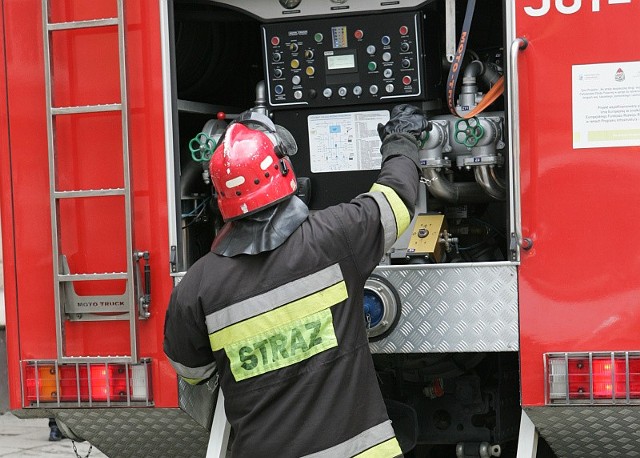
308,110,390,173
572,61,640,149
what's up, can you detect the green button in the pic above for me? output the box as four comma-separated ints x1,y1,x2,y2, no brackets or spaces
314,33,323,43
368,61,377,71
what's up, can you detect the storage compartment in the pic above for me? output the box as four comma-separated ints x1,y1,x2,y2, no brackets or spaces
163,3,520,453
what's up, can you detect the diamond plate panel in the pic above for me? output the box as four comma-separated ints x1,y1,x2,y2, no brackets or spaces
53,408,209,457
13,379,219,456
368,264,518,353
179,375,218,429
526,406,640,457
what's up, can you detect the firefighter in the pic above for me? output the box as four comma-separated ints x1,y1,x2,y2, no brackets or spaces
163,104,429,457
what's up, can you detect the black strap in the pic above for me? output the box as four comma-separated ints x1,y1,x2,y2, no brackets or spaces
446,0,476,117
235,110,277,134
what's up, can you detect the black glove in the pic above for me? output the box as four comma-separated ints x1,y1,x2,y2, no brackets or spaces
377,104,431,146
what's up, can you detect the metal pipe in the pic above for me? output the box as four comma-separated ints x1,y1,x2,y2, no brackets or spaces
463,60,501,88
463,60,484,79
422,168,492,204
474,165,506,200
253,81,268,116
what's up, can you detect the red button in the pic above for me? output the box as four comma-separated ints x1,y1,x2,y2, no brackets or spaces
354,29,364,40
271,36,280,46
399,25,409,36
402,75,412,86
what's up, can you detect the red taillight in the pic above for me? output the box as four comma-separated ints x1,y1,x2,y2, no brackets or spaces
23,361,152,406
547,353,640,404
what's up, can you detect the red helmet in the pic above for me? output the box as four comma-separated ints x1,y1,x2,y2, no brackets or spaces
209,112,298,221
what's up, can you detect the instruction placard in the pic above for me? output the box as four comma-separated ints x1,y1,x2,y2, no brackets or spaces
308,110,390,173
572,61,640,149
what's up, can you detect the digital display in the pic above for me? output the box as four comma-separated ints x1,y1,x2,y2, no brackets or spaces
327,53,356,71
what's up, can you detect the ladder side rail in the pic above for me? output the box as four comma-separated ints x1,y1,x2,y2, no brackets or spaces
42,0,67,361
116,0,138,362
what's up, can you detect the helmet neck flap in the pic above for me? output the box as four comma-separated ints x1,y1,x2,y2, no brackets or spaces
211,195,308,257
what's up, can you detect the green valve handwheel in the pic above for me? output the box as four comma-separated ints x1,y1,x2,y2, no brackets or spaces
454,117,484,148
189,132,216,162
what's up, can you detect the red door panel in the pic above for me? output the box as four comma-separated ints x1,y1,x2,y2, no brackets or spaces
516,0,640,405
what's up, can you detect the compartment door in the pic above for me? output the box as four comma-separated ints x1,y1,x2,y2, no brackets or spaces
515,0,640,406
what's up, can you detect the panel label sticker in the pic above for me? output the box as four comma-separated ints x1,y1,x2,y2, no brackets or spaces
308,110,390,173
572,61,640,149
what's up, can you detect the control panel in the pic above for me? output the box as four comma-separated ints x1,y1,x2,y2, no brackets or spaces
262,11,424,108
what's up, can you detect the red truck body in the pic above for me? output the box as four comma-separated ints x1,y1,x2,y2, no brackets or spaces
2,1,640,456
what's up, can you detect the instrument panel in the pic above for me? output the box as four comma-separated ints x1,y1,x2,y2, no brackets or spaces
262,11,425,108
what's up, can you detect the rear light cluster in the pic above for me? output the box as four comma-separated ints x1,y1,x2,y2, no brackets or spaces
22,360,153,407
546,352,640,404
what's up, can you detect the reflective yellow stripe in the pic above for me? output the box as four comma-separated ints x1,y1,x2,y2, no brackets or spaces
181,376,205,386
227,308,338,381
370,183,410,237
354,438,402,458
209,281,348,350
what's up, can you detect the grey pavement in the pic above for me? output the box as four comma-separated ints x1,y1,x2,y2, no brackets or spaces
0,412,107,457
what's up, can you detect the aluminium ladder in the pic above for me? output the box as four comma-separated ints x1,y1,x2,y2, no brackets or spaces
42,0,144,364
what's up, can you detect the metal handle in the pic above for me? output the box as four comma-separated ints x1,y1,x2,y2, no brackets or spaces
134,251,151,319
507,37,532,259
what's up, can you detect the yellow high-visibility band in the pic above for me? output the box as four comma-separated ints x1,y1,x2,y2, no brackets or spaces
181,376,205,386
370,183,411,237
354,438,402,458
209,281,347,350
227,308,338,381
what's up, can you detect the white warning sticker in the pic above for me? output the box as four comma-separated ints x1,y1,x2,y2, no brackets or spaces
572,61,640,149
308,110,390,173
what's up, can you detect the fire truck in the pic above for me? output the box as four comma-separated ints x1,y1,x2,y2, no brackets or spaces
2,0,639,456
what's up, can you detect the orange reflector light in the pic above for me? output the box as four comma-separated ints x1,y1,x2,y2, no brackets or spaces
546,352,640,404
22,360,152,407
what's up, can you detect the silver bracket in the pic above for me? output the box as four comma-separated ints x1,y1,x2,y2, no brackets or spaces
516,410,539,458
60,256,130,321
462,155,505,167
445,0,456,63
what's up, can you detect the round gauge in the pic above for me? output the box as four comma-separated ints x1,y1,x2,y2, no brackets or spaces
279,0,301,9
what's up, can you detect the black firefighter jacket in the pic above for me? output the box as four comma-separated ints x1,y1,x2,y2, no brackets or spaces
164,141,419,458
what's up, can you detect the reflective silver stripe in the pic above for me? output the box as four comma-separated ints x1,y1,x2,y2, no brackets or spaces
206,264,344,334
166,356,217,380
361,192,397,251
302,420,396,458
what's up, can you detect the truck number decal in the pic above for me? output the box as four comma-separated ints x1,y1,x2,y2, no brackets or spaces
524,0,631,17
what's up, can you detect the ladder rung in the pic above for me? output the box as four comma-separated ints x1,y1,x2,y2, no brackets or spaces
51,103,121,115
58,272,128,282
55,188,125,199
58,356,134,364
48,18,119,31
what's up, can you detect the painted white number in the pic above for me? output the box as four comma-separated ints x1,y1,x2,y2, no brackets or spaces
556,0,581,14
524,0,551,16
524,0,631,16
